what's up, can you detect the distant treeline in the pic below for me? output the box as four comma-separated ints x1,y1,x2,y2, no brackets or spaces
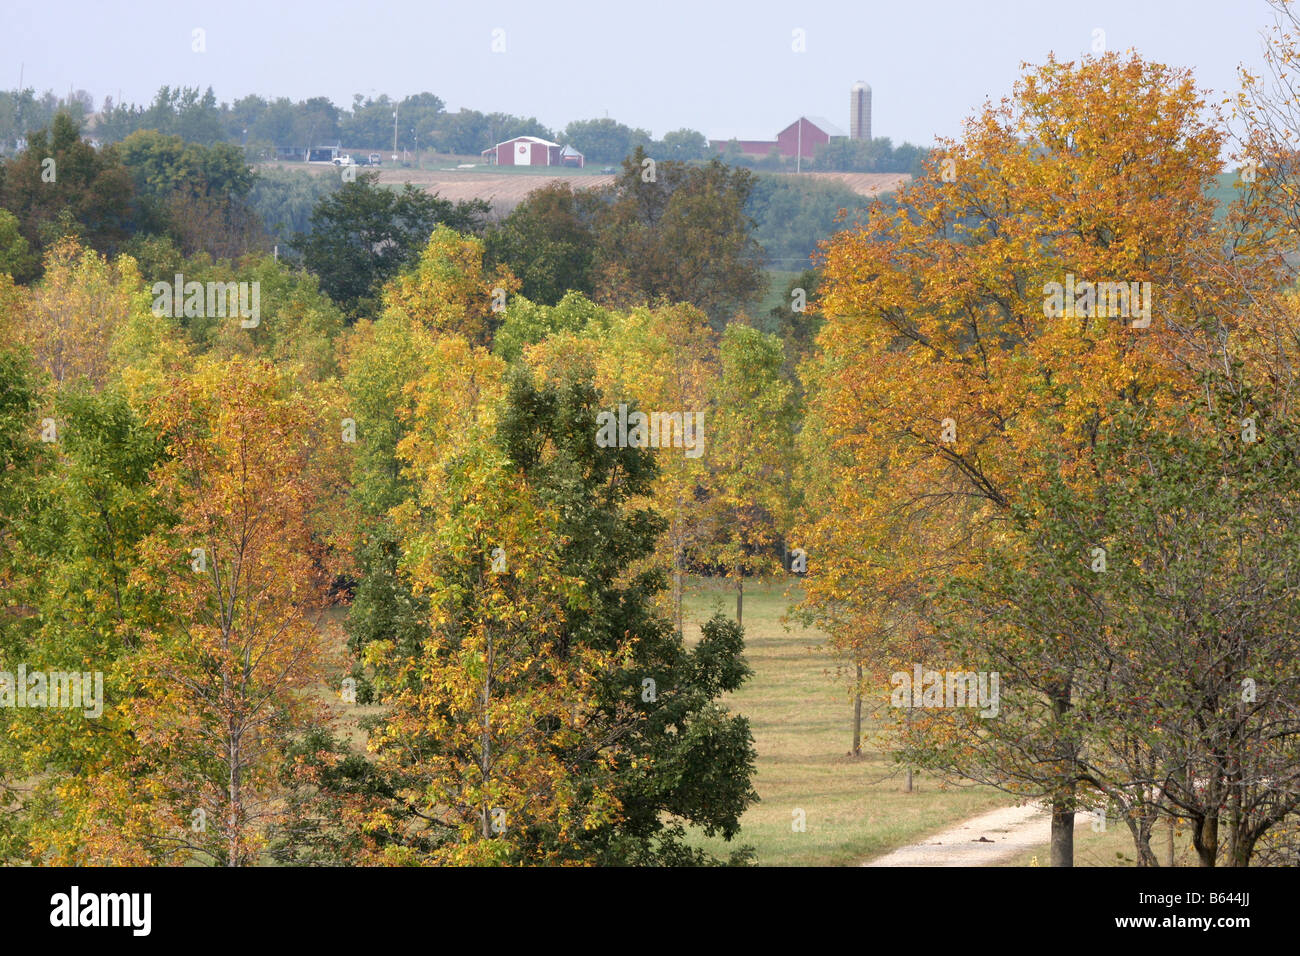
0,86,932,172
0,106,885,326
0,86,703,165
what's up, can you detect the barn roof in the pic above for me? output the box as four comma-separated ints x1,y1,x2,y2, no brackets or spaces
495,135,561,148
802,116,847,137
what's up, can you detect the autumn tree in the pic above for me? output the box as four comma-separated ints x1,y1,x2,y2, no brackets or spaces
484,181,600,306
292,172,490,317
592,148,764,325
0,345,50,859
22,238,147,390
798,52,1265,865
489,367,757,864
8,385,172,864
707,323,798,626
361,346,614,862
379,226,518,347
132,358,333,865
338,310,446,681
360,352,758,864
0,111,137,261
367,377,622,863
586,303,718,632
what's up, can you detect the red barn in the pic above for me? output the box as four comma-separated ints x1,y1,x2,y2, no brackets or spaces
709,116,846,160
481,135,564,167
775,117,844,159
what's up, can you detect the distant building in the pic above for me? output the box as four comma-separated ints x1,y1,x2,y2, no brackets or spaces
559,144,585,168
709,116,845,161
850,81,872,141
481,135,567,167
710,81,873,162
307,144,341,163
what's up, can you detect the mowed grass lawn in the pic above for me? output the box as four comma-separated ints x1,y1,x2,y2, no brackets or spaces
679,577,1006,866
1000,817,1205,867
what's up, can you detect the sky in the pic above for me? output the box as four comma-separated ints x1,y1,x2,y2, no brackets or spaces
0,0,1283,147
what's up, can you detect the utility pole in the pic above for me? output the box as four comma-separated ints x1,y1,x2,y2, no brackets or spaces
15,64,23,141
393,104,398,158
796,117,802,174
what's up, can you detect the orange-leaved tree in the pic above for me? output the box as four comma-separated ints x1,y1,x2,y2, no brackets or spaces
131,357,335,865
797,52,1265,865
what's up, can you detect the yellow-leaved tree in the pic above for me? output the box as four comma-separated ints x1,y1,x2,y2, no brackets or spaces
796,52,1264,865
379,225,519,346
127,357,335,866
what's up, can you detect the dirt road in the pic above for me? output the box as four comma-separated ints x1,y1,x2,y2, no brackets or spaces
862,802,1093,866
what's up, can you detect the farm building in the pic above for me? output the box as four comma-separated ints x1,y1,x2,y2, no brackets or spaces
308,144,342,163
709,116,846,161
481,135,580,167
559,144,585,168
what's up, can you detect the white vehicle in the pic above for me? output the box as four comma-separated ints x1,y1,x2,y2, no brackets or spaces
332,154,356,167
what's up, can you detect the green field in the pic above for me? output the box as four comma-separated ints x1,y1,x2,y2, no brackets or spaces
756,269,803,319
679,577,1006,866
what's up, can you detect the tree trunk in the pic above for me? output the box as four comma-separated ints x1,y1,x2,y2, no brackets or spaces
852,661,862,757
673,548,684,635
902,705,912,791
1229,828,1259,867
736,570,743,627
1133,826,1159,867
1165,817,1176,867
1050,796,1075,867
1048,685,1077,867
1192,814,1219,867
227,728,241,867
481,633,493,839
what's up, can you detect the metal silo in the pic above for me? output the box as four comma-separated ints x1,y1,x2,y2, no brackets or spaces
850,81,872,141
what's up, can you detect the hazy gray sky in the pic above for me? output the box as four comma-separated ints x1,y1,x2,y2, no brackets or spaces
0,0,1280,146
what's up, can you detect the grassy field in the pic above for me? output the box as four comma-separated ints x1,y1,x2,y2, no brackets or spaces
1000,816,1205,867
679,577,1006,866
756,269,803,318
